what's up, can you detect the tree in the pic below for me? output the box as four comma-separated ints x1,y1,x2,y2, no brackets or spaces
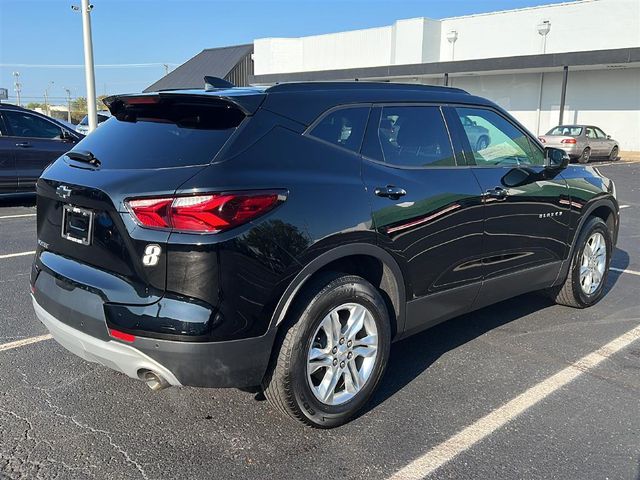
26,102,45,111
70,97,87,124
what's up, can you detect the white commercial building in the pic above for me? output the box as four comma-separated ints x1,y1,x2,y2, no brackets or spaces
251,0,640,152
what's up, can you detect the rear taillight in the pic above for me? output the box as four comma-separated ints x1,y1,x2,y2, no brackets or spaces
126,191,286,233
561,138,577,144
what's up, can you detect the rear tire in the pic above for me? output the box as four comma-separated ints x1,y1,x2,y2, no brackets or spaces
609,146,619,161
547,216,611,308
578,147,591,164
262,272,391,428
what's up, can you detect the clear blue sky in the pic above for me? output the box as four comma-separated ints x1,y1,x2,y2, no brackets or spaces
1,0,570,104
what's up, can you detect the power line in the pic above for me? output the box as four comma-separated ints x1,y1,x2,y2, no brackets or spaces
0,63,179,69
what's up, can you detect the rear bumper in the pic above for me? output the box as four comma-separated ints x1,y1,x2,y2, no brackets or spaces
557,145,581,158
32,290,276,389
33,296,182,386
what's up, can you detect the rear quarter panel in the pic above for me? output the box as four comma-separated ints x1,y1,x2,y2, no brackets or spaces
174,120,375,339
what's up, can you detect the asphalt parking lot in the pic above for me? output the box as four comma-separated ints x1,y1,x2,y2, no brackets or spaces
1,158,639,480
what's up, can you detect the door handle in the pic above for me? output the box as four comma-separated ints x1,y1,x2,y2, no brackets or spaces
374,185,407,200
483,186,508,200
15,142,32,148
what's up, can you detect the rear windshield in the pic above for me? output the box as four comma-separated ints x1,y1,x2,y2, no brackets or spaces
547,126,582,136
71,102,244,169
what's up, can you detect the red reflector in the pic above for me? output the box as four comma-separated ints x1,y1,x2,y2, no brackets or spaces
109,329,136,343
122,96,160,105
126,191,285,233
561,138,577,144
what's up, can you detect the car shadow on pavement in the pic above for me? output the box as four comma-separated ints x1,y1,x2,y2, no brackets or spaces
364,248,631,416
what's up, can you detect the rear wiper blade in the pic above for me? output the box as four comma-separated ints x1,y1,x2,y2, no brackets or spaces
66,150,101,167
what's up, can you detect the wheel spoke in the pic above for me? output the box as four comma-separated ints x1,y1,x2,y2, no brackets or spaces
579,265,589,279
353,345,377,358
354,334,377,347
344,361,361,393
330,311,342,346
591,268,602,287
318,367,341,403
308,348,333,374
344,305,366,341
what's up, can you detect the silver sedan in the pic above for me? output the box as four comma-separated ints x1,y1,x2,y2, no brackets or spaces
538,125,619,163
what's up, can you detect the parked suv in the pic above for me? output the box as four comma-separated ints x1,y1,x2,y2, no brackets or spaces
0,104,82,196
31,82,619,428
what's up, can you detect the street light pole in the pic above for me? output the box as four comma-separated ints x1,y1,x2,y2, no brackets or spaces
74,0,97,132
44,81,54,116
12,72,22,106
65,88,72,123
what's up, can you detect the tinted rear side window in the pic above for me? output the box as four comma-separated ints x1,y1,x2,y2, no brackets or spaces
72,102,244,169
308,107,369,153
365,106,455,168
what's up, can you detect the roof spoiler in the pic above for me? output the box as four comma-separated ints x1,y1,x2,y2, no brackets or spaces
204,76,235,91
103,91,262,116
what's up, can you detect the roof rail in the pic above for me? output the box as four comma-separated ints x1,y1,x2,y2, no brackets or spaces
266,81,468,94
204,76,235,91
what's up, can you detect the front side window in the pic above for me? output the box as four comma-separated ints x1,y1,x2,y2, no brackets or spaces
308,107,369,153
594,127,607,138
455,107,544,167
4,111,62,139
372,106,455,168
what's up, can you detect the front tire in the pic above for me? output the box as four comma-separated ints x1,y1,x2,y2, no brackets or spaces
547,216,611,308
262,272,391,428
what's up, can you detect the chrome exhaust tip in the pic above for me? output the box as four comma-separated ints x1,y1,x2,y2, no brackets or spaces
139,369,170,391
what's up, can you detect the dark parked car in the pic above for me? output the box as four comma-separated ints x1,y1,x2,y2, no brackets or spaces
31,81,619,428
0,104,83,196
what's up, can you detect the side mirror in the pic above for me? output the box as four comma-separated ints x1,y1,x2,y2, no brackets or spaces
60,129,75,141
606,134,611,139
544,147,570,170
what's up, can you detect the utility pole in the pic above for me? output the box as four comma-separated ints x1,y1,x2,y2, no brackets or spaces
44,81,54,116
72,0,97,132
12,72,22,106
163,64,170,76
65,88,72,123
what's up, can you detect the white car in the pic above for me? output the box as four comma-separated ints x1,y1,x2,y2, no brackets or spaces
76,110,112,135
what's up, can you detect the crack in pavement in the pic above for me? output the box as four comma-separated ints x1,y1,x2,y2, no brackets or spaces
8,371,150,480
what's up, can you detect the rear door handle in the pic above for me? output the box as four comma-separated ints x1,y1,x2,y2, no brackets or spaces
374,185,407,200
483,186,508,200
15,142,32,148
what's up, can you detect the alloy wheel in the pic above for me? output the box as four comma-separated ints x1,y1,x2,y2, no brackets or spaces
306,303,378,406
579,232,607,295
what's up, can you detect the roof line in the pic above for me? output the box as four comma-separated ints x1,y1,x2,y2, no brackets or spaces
250,47,640,84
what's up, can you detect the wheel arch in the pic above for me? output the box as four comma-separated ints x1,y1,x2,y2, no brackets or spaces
269,243,406,340
553,197,618,286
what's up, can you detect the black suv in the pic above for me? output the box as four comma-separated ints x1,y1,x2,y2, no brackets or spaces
31,82,619,427
0,104,82,196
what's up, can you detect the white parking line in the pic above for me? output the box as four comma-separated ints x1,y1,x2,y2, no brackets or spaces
388,324,640,480
0,250,35,260
619,205,630,209
0,334,52,352
0,213,36,220
610,267,640,277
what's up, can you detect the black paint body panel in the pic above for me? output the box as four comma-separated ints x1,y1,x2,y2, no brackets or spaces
31,83,619,388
